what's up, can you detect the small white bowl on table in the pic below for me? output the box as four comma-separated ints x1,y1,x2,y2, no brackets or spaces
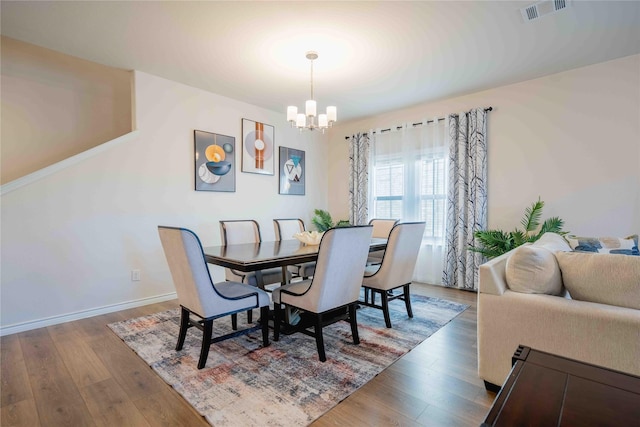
293,231,324,245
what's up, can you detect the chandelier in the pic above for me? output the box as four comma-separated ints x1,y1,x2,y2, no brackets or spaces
287,51,337,132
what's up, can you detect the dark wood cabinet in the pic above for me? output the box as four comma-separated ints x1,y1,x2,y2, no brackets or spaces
482,345,640,427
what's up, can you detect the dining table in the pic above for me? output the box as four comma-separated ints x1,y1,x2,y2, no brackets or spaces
202,237,388,288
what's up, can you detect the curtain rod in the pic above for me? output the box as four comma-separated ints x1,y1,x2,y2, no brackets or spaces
344,106,493,140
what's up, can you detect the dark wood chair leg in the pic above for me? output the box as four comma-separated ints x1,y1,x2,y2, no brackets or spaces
349,303,360,345
231,313,238,330
247,309,253,324
274,304,282,341
403,284,413,318
314,314,326,362
381,290,392,328
197,319,213,369
176,306,190,351
260,306,270,346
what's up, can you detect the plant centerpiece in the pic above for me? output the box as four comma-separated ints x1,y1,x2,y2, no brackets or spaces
311,209,350,232
470,198,567,259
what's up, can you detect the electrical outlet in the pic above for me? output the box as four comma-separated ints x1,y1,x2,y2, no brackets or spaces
131,269,141,281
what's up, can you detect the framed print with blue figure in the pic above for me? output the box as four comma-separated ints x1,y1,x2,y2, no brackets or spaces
279,147,305,195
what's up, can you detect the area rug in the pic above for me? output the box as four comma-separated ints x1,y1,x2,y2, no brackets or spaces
108,295,468,426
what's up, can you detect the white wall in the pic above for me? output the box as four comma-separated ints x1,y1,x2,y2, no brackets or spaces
1,36,133,184
329,54,640,237
0,71,329,334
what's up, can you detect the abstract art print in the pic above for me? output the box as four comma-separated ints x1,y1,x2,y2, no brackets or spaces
194,130,235,192
242,118,274,175
279,146,305,195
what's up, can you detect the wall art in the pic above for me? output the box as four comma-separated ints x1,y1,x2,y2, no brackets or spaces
241,118,274,175
279,146,305,195
194,130,235,192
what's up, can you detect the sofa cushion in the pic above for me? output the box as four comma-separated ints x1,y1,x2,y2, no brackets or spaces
505,245,564,295
555,251,640,310
565,234,639,256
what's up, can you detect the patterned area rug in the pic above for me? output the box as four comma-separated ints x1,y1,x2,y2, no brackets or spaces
108,295,468,426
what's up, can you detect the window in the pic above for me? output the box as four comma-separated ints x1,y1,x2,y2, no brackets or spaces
371,138,447,243
417,155,446,239
373,160,404,219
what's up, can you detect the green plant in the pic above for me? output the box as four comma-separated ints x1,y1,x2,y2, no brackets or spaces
311,209,350,232
470,198,567,259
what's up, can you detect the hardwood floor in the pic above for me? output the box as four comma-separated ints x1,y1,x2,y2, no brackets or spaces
1,284,496,426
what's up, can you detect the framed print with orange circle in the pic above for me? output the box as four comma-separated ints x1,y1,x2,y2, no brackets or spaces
194,130,235,192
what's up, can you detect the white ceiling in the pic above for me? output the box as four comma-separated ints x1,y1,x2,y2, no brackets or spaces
2,1,639,123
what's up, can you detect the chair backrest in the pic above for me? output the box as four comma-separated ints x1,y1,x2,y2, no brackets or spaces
368,218,400,239
373,222,426,285
158,226,233,318
220,220,261,245
273,218,305,241
305,226,373,313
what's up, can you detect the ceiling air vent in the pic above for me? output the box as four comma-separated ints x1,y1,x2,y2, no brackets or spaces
521,0,571,22
554,0,568,11
524,5,539,20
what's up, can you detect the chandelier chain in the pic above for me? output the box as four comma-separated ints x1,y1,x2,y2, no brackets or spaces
309,58,314,100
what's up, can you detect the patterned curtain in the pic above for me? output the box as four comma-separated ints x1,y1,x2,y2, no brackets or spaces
348,133,370,225
443,108,489,290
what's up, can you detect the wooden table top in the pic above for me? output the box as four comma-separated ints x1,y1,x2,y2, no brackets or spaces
203,238,387,272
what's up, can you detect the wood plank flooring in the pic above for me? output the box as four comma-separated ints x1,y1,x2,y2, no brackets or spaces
1,284,496,426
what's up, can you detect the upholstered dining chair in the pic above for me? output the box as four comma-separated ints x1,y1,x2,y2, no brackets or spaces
272,226,373,362
273,218,316,280
220,219,291,285
360,221,426,328
366,218,400,265
220,219,291,322
158,226,270,369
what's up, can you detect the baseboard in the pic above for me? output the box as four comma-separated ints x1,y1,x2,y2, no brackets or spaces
0,291,177,336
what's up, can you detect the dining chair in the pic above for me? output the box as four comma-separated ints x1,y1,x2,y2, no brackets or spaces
220,219,291,287
158,226,270,369
272,225,373,362
220,219,291,322
360,221,426,328
273,218,316,280
366,218,400,265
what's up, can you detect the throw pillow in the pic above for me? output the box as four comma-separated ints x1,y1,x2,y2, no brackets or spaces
533,232,572,252
555,251,640,310
565,234,639,256
505,245,564,295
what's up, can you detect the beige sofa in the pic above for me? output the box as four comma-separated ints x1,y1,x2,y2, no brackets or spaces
477,233,640,389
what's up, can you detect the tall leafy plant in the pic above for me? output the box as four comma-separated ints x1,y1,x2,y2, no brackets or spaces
470,198,567,259
311,209,350,232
